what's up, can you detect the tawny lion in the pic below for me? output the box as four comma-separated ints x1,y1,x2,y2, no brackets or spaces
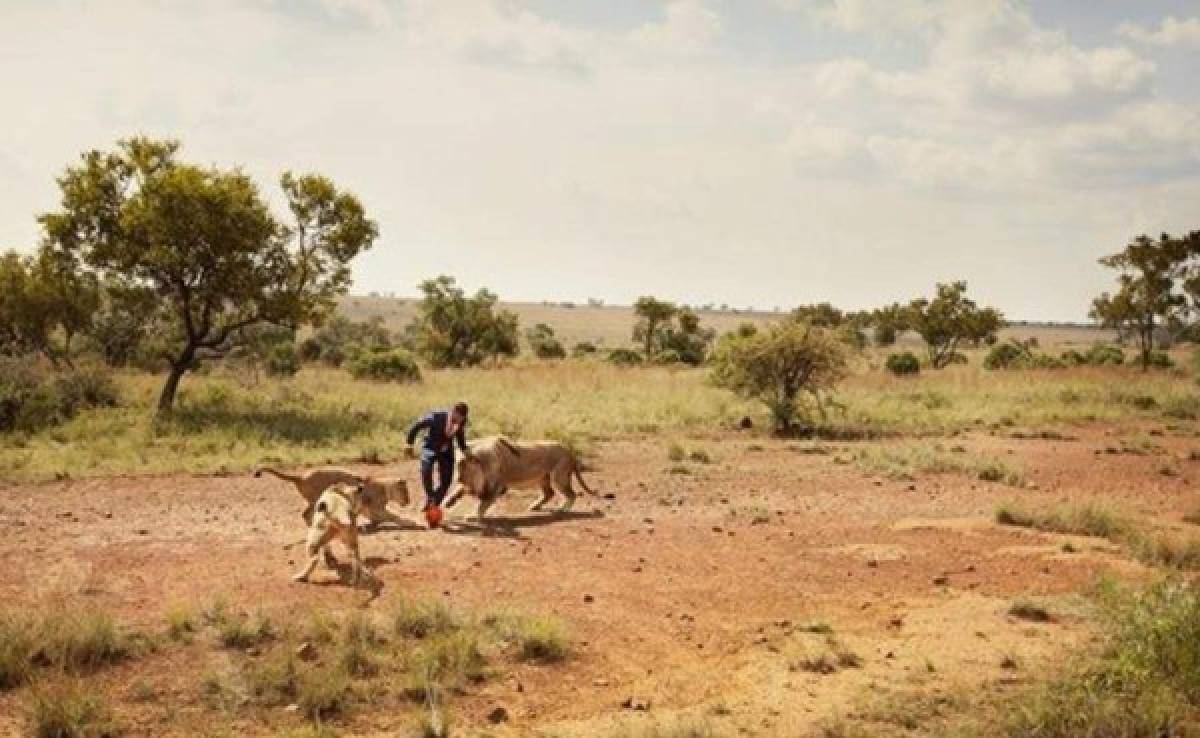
255,466,410,528
444,436,596,520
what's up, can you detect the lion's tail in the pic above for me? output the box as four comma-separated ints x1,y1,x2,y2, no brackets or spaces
256,467,302,485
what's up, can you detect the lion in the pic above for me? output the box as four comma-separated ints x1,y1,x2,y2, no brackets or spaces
443,436,596,520
292,483,373,587
256,466,411,528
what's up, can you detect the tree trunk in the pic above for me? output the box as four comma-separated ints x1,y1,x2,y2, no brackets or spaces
157,357,191,417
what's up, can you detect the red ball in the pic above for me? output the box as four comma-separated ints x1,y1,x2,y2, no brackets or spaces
424,506,444,528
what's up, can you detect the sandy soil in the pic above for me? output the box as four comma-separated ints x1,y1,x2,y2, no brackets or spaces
0,423,1194,737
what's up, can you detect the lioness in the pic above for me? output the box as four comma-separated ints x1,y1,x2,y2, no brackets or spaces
292,483,372,587
256,467,411,528
444,436,595,519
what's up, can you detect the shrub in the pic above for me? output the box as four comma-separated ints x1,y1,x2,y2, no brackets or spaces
1147,350,1174,369
571,341,598,358
710,321,849,433
885,352,920,376
1060,349,1086,366
348,348,422,383
0,359,119,433
1084,343,1125,366
984,342,1028,369
527,323,566,360
265,342,300,377
607,349,644,367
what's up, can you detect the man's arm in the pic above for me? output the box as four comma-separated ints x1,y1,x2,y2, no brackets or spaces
407,414,432,447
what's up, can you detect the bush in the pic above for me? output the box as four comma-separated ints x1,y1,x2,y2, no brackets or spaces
885,352,920,376
607,349,644,367
347,348,422,383
0,358,119,434
1147,350,1174,369
571,341,598,358
984,342,1028,370
1085,343,1125,366
1060,349,1086,366
527,323,567,360
265,342,300,377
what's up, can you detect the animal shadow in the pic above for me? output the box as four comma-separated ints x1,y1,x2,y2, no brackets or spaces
441,509,604,539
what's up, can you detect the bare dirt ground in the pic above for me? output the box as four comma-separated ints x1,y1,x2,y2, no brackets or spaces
1,423,1194,737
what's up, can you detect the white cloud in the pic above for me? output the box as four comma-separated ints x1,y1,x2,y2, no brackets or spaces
0,0,1196,321
629,0,722,55
1118,15,1200,47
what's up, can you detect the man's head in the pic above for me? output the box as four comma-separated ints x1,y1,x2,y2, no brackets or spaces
451,402,469,425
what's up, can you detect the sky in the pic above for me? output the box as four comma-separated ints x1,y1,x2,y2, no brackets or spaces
1,0,1198,322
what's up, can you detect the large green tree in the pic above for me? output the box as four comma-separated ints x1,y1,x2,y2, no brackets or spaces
1090,233,1193,369
906,282,1003,369
412,275,520,368
39,137,377,414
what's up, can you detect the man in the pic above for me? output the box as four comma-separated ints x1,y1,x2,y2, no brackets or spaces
406,402,471,515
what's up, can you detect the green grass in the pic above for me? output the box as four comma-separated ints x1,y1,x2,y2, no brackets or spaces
0,609,133,689
999,579,1200,738
854,443,1025,486
2,359,1196,482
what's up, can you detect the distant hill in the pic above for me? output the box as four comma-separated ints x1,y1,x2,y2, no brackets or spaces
337,295,1115,350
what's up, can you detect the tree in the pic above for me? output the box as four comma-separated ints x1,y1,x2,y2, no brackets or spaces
306,314,393,367
871,303,908,347
0,247,98,367
660,307,715,365
412,275,520,367
632,296,677,359
711,321,849,434
1091,233,1191,370
39,137,378,414
905,282,1003,369
526,323,566,359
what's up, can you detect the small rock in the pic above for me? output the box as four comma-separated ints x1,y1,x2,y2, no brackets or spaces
295,642,316,661
584,594,595,604
593,678,610,687
603,493,616,500
284,704,300,713
487,706,509,724
932,575,949,586
136,529,149,536
867,559,879,568
712,526,723,533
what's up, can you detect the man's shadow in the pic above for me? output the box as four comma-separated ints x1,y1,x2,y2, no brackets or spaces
440,509,604,539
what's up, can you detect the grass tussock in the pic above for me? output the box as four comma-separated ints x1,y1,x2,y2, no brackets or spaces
853,443,1024,486
403,629,491,697
1,608,133,689
392,598,459,640
1000,579,1200,738
487,613,572,663
786,636,861,674
995,500,1132,541
24,679,118,738
997,501,1200,572
608,717,726,738
297,664,352,719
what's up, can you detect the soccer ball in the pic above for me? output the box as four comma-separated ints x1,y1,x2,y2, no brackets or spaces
424,506,444,528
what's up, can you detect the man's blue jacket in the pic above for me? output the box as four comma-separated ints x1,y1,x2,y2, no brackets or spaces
406,410,468,458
